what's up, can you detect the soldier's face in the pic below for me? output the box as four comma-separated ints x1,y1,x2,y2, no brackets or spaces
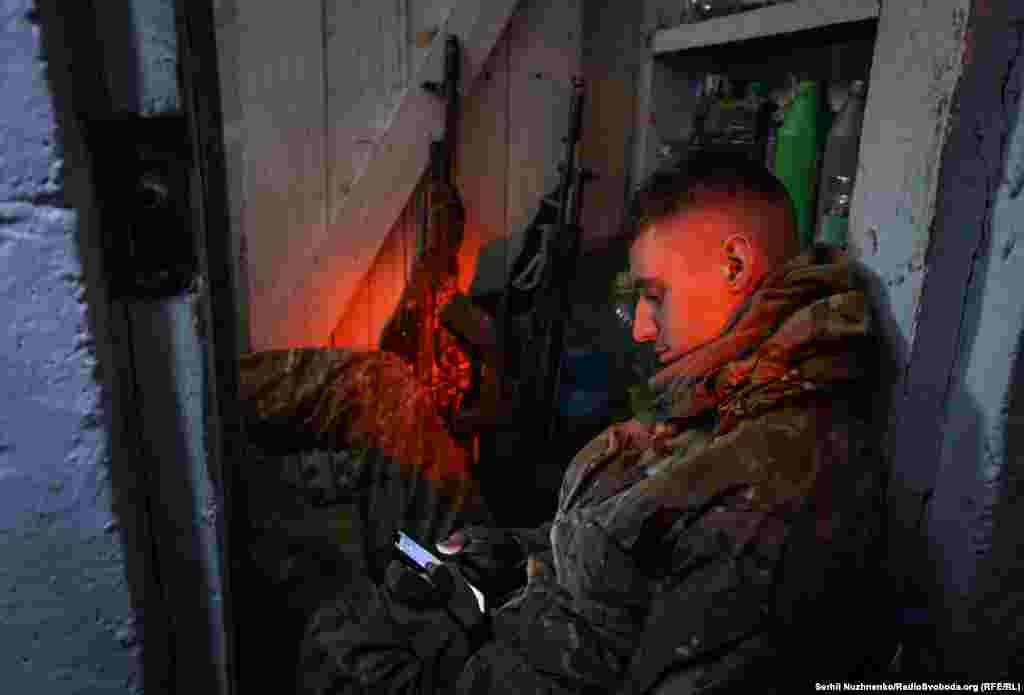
628,204,758,365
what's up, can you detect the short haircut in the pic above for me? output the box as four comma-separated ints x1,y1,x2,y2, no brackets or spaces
628,152,797,243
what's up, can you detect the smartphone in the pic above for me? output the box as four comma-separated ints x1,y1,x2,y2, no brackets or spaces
395,530,486,613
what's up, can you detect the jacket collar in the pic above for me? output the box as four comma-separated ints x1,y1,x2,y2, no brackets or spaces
648,247,871,429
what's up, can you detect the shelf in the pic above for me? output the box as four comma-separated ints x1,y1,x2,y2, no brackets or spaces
652,0,880,55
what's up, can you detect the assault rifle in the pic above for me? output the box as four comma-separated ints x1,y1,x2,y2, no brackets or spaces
502,78,593,446
439,78,592,449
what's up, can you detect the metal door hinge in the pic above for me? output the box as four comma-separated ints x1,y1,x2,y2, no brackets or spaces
83,113,198,298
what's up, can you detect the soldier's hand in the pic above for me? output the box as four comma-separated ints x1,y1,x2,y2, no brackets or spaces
436,526,527,601
424,562,487,638
378,560,488,673
385,559,436,608
386,559,488,638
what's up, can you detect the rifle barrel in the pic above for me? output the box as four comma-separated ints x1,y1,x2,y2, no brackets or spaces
442,36,461,182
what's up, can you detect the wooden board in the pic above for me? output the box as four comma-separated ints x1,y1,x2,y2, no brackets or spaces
266,0,521,348
233,0,326,350
325,0,459,351
325,0,409,215
329,180,423,350
580,0,649,247
503,0,583,264
325,0,458,350
455,19,513,299
653,0,880,55
212,13,251,353
320,0,413,351
407,0,459,81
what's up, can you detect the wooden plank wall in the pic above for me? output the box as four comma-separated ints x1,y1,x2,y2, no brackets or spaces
580,0,650,247
214,0,441,352
218,0,593,351
329,0,585,350
214,0,327,351
213,0,252,353
326,0,450,350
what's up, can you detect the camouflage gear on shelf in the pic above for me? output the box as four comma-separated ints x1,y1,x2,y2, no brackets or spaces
299,247,892,694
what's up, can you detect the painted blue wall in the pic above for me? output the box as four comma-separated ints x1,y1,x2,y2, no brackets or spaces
0,0,139,691
929,15,1024,673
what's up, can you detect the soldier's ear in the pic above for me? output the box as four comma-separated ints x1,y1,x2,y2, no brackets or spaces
720,234,755,295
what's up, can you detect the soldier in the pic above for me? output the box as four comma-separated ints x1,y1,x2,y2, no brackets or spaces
298,153,893,694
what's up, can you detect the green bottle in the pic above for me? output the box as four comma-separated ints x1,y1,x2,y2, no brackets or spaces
773,80,823,250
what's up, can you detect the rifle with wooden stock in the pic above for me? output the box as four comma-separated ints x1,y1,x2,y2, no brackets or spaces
380,35,472,423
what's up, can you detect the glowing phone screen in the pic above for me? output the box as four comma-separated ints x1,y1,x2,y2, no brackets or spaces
394,530,486,612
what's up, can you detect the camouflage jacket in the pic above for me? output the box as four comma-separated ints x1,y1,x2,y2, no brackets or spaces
464,247,893,694
303,248,893,694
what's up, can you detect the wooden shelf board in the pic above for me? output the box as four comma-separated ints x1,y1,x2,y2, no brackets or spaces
652,0,880,55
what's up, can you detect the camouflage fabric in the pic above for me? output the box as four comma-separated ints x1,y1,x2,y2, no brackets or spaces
240,349,491,580
299,247,892,694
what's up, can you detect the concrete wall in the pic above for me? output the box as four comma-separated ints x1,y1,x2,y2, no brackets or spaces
0,0,139,692
0,0,231,692
905,0,1024,675
965,29,1024,668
